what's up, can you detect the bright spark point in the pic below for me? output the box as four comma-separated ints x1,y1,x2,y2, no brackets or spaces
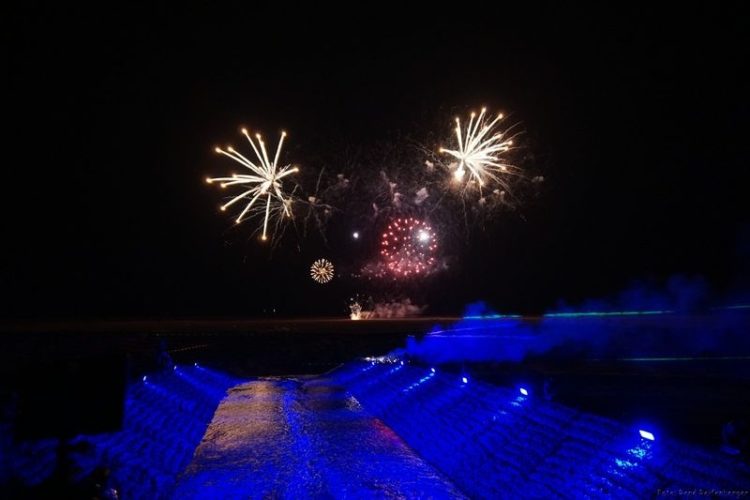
310,258,335,284
350,301,362,320
440,107,515,190
353,231,360,239
639,429,655,441
206,129,298,241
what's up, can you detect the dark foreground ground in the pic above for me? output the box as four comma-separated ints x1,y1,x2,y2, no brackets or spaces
0,317,448,377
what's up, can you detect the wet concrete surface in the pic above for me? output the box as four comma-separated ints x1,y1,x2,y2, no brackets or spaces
174,377,464,498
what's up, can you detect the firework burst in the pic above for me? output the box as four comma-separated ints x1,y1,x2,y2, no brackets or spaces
380,217,437,277
439,107,517,192
310,258,335,283
206,128,298,241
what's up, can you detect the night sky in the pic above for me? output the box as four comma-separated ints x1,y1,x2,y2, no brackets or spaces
4,5,749,319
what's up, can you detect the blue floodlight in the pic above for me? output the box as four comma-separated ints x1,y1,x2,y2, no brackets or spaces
639,429,655,441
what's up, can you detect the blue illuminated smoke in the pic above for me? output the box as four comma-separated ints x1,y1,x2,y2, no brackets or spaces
406,299,750,364
428,277,750,365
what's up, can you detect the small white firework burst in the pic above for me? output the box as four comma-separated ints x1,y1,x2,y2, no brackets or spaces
310,258,335,284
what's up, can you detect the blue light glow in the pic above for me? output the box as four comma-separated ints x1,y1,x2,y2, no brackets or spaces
402,371,436,393
462,309,680,320
543,309,673,318
430,367,436,373
462,314,522,320
519,387,528,396
322,361,748,498
142,375,147,382
389,364,404,375
714,304,750,310
628,444,649,459
461,376,468,384
617,355,750,362
639,429,655,441
614,458,638,470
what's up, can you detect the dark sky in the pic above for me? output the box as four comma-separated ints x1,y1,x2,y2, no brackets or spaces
3,5,749,319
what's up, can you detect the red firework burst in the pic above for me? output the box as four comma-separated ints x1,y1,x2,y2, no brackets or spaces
380,217,438,277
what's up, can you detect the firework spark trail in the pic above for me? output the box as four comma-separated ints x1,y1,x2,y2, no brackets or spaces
300,168,343,243
439,108,517,192
206,129,298,241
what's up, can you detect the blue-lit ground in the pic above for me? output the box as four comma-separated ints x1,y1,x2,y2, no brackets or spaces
1,365,241,499
333,361,750,497
173,310,748,496
175,358,748,497
3,310,750,497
